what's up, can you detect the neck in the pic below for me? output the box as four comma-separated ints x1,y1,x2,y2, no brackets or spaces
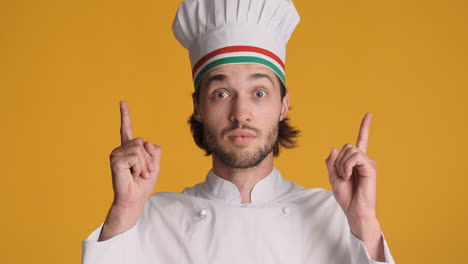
212,153,274,204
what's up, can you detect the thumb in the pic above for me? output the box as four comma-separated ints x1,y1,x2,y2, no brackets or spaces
326,147,340,185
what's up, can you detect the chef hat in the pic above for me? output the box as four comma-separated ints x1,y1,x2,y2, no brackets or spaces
172,0,300,88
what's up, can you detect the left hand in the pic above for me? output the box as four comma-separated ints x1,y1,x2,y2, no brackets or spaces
325,113,380,231
326,112,385,261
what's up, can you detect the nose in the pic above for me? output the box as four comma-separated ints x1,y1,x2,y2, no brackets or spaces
229,94,252,124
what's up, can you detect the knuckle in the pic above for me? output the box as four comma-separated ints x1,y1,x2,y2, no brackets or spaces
334,158,340,167
335,158,342,166
129,153,139,160
334,163,340,171
130,145,145,157
109,146,121,157
134,145,144,155
126,154,139,165
132,160,142,170
110,160,118,169
140,154,148,164
340,158,347,165
133,168,141,176
342,143,353,150
153,144,161,151
133,137,144,145
347,147,359,156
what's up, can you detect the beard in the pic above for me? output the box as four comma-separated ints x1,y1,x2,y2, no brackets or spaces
204,122,278,169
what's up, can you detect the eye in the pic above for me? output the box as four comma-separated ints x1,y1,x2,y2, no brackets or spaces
255,90,266,98
215,90,229,98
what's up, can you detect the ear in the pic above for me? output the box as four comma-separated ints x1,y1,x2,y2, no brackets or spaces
192,97,203,122
279,92,290,122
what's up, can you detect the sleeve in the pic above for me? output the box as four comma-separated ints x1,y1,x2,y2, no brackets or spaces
81,223,144,264
349,232,395,264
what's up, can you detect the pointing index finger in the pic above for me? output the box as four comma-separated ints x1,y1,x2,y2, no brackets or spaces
120,101,133,145
356,112,372,154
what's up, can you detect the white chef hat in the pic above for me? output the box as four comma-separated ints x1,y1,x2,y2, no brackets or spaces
172,0,300,88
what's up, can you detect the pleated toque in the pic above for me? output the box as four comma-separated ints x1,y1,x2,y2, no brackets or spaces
172,0,300,88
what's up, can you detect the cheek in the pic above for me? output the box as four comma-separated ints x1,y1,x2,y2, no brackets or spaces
202,103,227,120
252,108,282,136
199,97,225,117
256,101,282,121
200,105,229,133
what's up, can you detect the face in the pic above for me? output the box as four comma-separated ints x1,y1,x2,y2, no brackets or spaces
194,63,289,168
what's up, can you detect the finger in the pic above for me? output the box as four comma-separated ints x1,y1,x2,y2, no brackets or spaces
120,101,133,145
326,147,340,185
146,157,154,173
125,139,150,179
334,143,353,178
342,152,362,180
144,142,161,158
356,112,372,154
144,142,154,173
135,146,150,179
131,162,142,179
337,146,360,179
144,142,162,175
342,152,370,180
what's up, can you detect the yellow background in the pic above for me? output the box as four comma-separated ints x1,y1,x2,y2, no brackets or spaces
2,0,467,263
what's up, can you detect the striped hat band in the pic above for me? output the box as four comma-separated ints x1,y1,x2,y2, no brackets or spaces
192,45,285,88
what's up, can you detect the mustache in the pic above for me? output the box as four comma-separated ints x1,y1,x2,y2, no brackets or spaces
221,124,261,137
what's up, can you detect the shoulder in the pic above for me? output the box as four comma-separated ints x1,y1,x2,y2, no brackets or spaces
279,177,334,203
298,187,335,203
299,188,348,223
287,186,332,201
274,171,335,206
140,192,196,219
146,191,194,208
286,187,342,213
181,181,207,198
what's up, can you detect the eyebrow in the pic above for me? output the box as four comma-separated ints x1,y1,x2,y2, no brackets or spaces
203,72,274,90
203,74,229,90
249,73,274,86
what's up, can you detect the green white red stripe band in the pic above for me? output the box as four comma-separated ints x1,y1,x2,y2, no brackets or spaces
192,45,286,88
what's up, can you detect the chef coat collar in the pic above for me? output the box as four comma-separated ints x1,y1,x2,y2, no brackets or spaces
203,167,286,206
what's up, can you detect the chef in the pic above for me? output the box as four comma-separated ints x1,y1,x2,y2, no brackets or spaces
82,0,395,263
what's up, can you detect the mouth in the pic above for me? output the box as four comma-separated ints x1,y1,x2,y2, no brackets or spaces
226,129,257,145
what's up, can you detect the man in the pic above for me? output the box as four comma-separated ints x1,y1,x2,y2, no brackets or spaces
82,0,395,263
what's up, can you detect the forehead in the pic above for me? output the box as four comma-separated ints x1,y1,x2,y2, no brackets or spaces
200,63,279,87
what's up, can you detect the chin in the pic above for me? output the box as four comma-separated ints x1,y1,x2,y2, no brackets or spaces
216,145,272,169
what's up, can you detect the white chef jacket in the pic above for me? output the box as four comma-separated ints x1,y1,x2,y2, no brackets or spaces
82,168,395,264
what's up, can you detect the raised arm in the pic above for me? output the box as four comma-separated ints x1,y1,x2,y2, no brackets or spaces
98,101,162,241
325,113,386,262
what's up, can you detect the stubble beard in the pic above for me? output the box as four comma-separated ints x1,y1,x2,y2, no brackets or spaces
204,123,278,169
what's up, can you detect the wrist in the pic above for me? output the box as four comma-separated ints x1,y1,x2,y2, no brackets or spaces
348,216,385,262
348,215,382,243
98,201,145,241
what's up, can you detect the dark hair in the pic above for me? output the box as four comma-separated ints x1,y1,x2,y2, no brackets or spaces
188,75,300,157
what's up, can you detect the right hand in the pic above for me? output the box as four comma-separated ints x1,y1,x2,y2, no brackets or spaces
109,101,161,209
99,101,161,241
